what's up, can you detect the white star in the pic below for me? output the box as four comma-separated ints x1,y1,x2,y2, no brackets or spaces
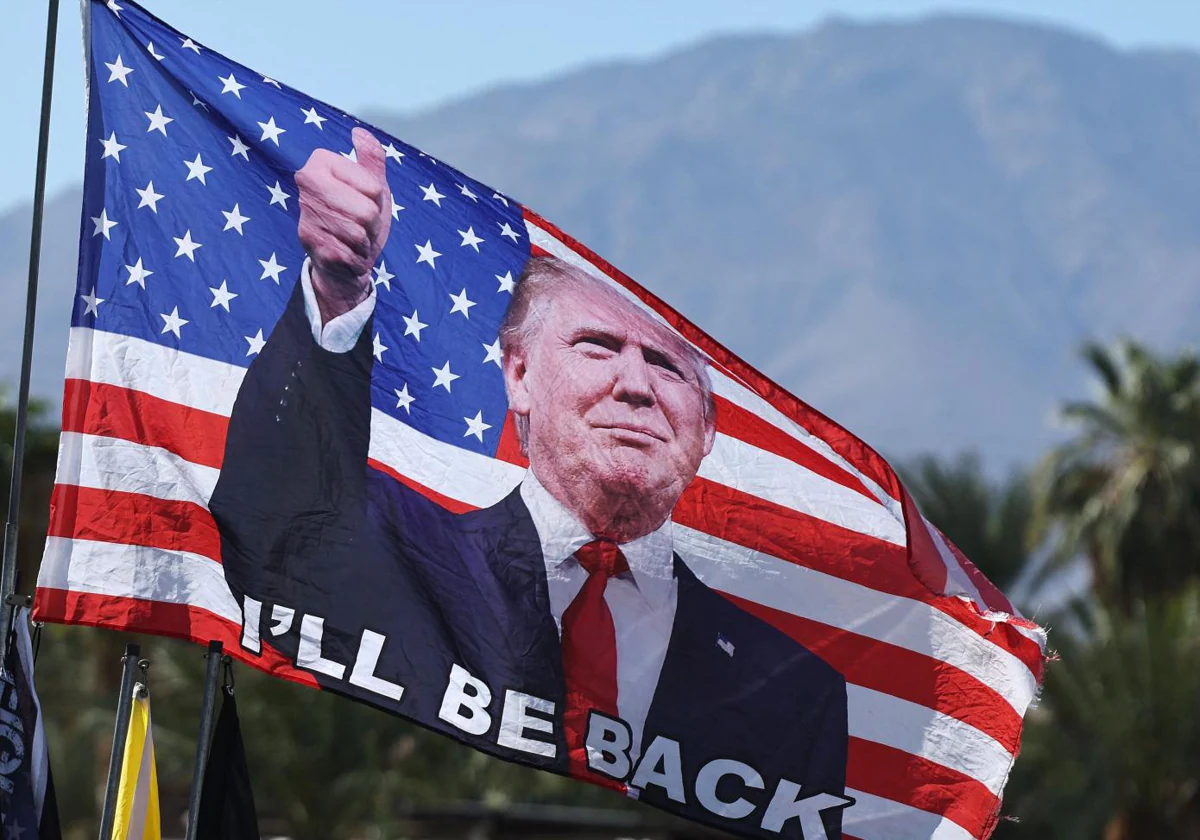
432,361,460,392
228,134,250,160
373,260,395,291
222,203,250,234
383,142,404,164
136,180,164,212
458,184,478,201
340,148,358,162
262,76,282,88
402,310,427,341
301,106,327,129
463,411,491,442
499,221,521,242
173,230,202,261
124,257,153,288
145,104,173,135
258,116,286,145
415,240,441,268
458,227,484,252
492,192,509,207
146,41,164,61
218,72,246,98
99,131,126,162
394,384,415,413
420,183,445,206
160,306,189,338
258,253,286,284
184,153,213,185
245,329,267,355
390,193,404,220
105,54,133,86
496,271,515,294
80,288,105,316
181,38,201,54
482,339,503,367
209,280,238,311
372,332,388,362
107,0,123,15
91,209,117,239
266,181,290,209
449,288,476,319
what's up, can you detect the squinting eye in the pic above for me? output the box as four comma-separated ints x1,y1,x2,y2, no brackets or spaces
574,336,618,354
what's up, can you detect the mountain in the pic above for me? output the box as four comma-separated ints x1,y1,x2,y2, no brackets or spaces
5,14,1200,466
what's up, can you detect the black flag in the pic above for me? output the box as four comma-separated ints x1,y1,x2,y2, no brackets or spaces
195,685,259,840
0,608,61,840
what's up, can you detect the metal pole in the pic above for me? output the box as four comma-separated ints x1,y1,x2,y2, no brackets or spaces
0,0,62,659
98,643,142,840
184,640,224,840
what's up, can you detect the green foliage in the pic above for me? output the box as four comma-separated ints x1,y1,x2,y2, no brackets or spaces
898,452,1032,592
1032,340,1200,608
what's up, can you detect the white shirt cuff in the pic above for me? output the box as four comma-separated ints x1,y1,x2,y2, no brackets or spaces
299,257,376,353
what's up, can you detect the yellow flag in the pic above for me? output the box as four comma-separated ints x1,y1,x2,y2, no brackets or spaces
111,685,161,840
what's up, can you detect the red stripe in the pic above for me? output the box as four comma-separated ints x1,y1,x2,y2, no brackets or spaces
726,595,1022,754
48,484,222,562
712,395,876,502
848,738,999,839
62,378,228,469
64,380,1043,677
31,587,318,687
366,458,477,514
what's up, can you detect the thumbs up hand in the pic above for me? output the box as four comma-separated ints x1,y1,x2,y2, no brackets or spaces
296,127,392,323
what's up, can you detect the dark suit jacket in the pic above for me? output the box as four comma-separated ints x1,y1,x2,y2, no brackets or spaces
209,283,849,838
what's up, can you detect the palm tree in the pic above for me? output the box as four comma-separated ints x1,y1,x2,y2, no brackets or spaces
1031,341,1200,609
998,587,1200,839
899,452,1032,593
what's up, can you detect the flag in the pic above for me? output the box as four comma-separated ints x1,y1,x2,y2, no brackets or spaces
33,2,1047,839
111,686,160,840
0,608,61,840
194,688,259,840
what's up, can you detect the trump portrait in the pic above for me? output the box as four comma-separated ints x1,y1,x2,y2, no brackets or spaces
209,128,851,839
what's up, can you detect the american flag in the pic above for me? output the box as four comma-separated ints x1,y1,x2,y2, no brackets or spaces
35,3,1046,839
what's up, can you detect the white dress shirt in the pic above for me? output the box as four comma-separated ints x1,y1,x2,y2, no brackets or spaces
299,258,377,352
521,470,678,763
301,259,679,760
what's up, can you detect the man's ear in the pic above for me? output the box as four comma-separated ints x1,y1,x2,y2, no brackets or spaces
503,344,532,421
702,408,716,458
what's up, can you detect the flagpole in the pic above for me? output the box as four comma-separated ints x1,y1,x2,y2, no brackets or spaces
184,640,225,840
0,0,62,661
98,643,142,840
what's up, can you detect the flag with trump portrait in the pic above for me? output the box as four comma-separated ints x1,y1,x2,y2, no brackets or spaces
36,2,1047,839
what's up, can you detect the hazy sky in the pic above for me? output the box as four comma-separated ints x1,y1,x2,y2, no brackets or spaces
4,0,1200,212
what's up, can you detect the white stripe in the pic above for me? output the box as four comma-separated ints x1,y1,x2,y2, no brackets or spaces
847,684,1011,795
675,525,1038,717
54,418,1037,712
369,409,523,507
843,789,976,840
701,434,906,547
66,326,246,415
56,431,219,505
927,519,988,607
39,537,241,623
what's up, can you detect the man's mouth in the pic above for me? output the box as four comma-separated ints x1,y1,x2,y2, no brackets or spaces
592,424,667,444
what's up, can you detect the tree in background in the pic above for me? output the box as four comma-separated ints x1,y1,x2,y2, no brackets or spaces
1031,340,1200,609
899,452,1032,593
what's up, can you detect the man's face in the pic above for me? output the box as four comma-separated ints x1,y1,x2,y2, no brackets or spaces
504,279,716,516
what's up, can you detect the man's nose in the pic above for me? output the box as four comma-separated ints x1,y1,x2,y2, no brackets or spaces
611,348,655,407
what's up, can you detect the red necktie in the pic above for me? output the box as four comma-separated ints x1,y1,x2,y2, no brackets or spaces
561,539,629,789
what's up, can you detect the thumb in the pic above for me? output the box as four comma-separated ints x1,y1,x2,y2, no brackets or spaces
352,127,386,182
